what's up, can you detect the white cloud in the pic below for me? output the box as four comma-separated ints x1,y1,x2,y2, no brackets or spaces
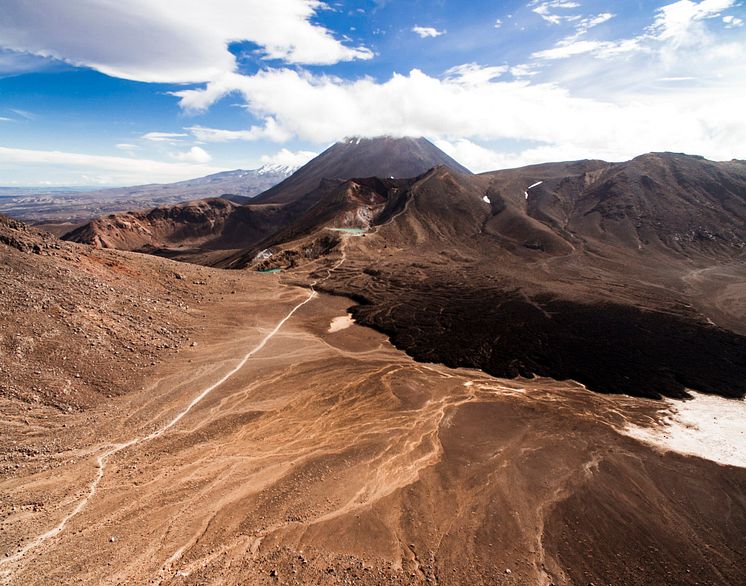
531,36,645,60
510,64,539,77
572,12,615,38
652,0,737,45
533,40,606,59
412,26,445,38
175,67,580,143
723,14,744,27
171,146,212,163
260,148,317,168
433,139,510,172
494,19,503,29
170,60,746,165
444,63,508,85
9,108,35,120
435,138,635,171
0,117,12,122
530,1,582,25
0,145,224,185
141,131,188,142
115,143,139,150
187,117,291,142
529,3,615,45
0,0,372,83
532,0,740,61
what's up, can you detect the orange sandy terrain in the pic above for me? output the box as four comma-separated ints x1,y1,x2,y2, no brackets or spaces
1,239,744,585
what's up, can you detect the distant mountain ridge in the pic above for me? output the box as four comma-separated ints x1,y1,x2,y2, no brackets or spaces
0,164,296,226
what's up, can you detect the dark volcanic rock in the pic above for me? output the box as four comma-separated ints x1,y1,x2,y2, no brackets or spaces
316,158,746,400
344,283,746,399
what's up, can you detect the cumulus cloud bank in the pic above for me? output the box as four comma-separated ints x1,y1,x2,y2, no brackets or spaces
165,0,745,170
171,59,744,170
260,148,318,169
0,0,372,83
171,146,212,164
0,0,744,175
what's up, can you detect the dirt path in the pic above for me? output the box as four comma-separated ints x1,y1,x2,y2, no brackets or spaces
0,289,318,576
2,237,744,585
0,237,353,579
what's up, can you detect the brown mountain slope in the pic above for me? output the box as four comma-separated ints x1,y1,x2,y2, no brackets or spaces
3,219,745,585
62,198,291,262
303,161,746,400
61,147,746,400
253,136,472,204
218,175,418,269
230,152,746,271
61,137,469,260
0,214,251,412
510,153,746,258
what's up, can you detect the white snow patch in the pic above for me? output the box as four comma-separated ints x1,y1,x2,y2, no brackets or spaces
482,195,491,203
328,313,354,333
623,392,746,468
524,180,543,200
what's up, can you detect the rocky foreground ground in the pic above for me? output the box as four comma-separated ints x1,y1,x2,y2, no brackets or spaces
0,215,253,477
0,219,744,585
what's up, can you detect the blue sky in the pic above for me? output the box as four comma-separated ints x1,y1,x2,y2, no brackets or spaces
0,0,744,185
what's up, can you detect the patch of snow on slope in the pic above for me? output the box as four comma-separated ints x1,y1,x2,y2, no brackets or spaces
482,195,491,203
623,391,746,468
524,181,543,200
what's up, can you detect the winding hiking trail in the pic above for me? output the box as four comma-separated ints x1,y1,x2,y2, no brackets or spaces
0,238,350,578
3,230,745,586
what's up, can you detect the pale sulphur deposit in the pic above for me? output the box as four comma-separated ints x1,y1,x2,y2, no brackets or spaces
329,313,354,333
624,391,746,468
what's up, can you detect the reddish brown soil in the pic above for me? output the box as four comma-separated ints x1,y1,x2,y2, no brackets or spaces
1,229,744,585
62,151,746,399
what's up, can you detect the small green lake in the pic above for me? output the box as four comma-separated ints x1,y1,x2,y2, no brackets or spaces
258,268,281,273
